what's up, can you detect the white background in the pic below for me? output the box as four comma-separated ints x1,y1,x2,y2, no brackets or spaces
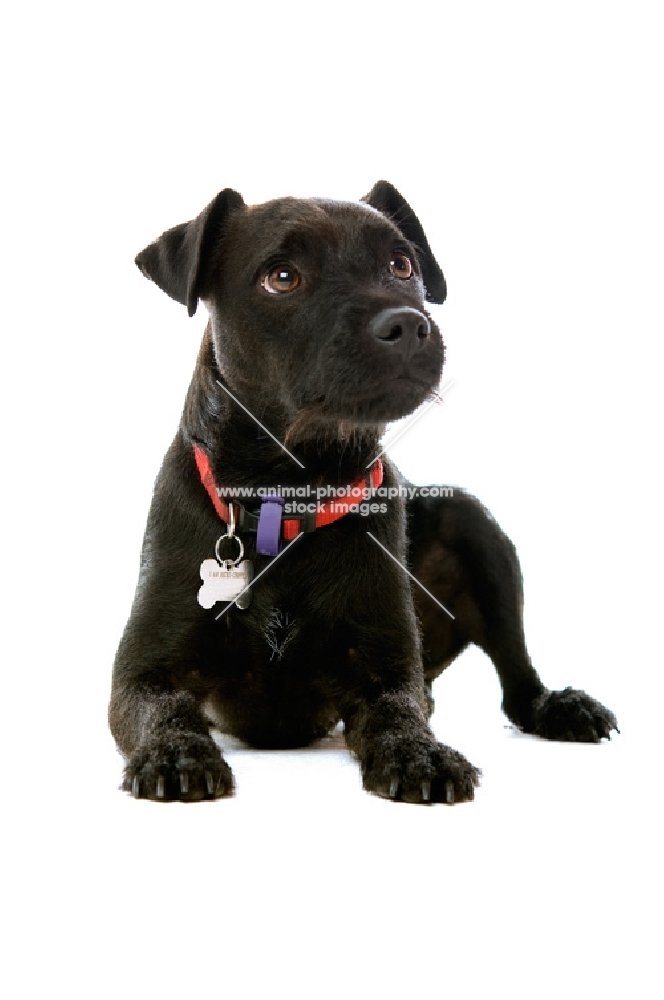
2,2,662,997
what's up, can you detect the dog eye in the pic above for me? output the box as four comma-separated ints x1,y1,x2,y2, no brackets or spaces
262,265,301,294
389,253,413,280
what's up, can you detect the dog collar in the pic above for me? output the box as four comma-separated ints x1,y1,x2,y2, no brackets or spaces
193,444,383,555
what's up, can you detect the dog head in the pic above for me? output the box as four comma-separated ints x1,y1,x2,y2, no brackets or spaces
136,182,446,434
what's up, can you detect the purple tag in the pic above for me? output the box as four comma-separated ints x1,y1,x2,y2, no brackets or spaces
256,496,285,556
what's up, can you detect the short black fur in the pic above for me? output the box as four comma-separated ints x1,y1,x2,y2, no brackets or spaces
110,181,617,803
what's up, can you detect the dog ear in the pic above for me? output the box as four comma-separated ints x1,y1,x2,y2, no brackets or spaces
363,181,447,304
135,188,245,317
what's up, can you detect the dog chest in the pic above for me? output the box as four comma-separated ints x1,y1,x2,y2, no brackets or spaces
262,607,299,663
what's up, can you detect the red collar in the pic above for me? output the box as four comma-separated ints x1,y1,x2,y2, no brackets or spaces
193,444,383,541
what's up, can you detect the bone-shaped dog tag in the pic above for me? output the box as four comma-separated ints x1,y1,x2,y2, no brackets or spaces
198,558,254,610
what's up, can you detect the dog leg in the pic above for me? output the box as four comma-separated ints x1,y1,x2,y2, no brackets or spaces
110,669,233,802
109,451,235,801
338,547,481,806
408,491,618,742
343,688,481,804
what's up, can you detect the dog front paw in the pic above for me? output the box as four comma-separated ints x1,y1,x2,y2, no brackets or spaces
123,730,234,801
526,687,618,743
362,737,481,805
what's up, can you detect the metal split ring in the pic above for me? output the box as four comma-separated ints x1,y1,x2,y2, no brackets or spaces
215,503,244,567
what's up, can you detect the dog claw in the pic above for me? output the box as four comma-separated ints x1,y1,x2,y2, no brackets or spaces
131,775,140,798
156,775,165,799
421,780,431,803
445,781,454,804
180,771,189,795
205,771,214,796
389,776,399,799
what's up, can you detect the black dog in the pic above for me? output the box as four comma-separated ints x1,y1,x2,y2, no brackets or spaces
110,181,617,804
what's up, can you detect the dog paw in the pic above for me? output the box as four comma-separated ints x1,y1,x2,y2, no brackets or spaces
527,687,618,743
122,730,234,802
363,737,481,805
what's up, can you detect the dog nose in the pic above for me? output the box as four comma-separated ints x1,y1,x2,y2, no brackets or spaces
369,307,431,359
